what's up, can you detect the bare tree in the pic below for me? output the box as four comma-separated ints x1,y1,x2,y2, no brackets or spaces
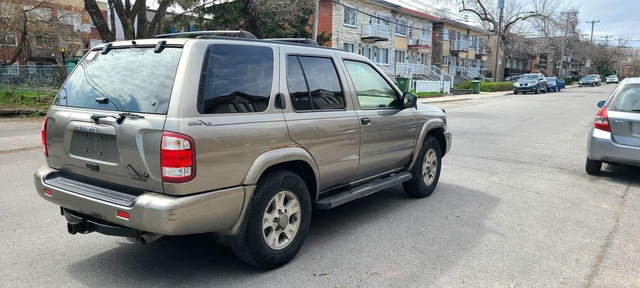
83,0,175,42
0,0,86,66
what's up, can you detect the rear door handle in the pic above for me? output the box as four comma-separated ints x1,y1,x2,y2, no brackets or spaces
361,117,371,125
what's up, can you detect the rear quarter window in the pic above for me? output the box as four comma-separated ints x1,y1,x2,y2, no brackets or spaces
199,44,274,114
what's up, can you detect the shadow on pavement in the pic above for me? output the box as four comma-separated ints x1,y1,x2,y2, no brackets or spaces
66,183,499,287
600,163,640,185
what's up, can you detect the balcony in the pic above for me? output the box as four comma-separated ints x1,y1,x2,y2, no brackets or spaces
408,34,432,50
361,23,390,42
475,45,491,56
450,39,471,53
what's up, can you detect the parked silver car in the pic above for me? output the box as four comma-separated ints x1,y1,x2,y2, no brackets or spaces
586,77,640,174
34,31,452,268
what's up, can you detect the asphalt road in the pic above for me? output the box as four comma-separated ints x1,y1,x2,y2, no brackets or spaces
1,84,638,287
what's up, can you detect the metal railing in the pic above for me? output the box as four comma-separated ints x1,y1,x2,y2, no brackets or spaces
451,38,471,52
408,34,432,47
0,64,71,96
361,23,391,40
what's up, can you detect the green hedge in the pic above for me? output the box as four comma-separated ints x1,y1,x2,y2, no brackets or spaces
456,81,513,92
564,77,573,85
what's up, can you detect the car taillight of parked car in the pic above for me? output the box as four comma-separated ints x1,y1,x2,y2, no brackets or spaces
161,131,196,183
41,116,48,157
594,106,611,132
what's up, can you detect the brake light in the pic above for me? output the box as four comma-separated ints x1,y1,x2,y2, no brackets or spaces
41,116,48,157
594,106,610,132
161,131,196,183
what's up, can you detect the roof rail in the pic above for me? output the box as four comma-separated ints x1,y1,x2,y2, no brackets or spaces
155,30,257,39
264,38,319,46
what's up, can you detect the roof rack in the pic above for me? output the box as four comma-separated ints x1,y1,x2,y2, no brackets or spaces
155,30,257,39
264,38,319,46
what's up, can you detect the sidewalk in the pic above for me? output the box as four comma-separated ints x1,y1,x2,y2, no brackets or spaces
418,84,578,104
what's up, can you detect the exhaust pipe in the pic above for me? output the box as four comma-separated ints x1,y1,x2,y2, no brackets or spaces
137,233,163,245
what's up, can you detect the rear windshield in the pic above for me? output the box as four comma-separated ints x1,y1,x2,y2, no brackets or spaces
54,47,182,114
609,84,640,112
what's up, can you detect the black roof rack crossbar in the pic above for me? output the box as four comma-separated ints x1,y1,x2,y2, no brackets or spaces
155,30,257,39
264,38,319,46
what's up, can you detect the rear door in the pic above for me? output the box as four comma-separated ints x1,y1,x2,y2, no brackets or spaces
45,45,183,193
608,83,640,147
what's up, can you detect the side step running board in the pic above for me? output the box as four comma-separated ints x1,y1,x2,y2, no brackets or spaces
315,172,412,210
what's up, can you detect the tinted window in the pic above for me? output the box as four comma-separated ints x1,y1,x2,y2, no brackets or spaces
343,60,399,109
201,44,273,114
54,47,182,114
286,56,345,111
610,84,640,112
286,55,311,111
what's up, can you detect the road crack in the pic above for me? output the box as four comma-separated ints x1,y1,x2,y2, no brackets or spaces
0,146,41,155
584,184,631,288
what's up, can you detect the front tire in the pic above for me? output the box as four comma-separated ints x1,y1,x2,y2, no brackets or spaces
585,158,602,175
403,136,442,198
233,170,312,269
534,85,540,94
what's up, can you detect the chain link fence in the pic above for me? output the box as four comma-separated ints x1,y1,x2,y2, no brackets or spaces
0,64,72,96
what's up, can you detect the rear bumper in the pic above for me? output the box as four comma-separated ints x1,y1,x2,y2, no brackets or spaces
34,166,248,236
587,128,640,166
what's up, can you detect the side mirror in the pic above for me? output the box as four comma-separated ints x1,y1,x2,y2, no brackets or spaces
597,101,605,108
402,92,417,109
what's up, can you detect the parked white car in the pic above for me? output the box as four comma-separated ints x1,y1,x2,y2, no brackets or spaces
606,75,619,84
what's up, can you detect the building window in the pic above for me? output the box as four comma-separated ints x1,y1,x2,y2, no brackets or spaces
343,43,355,53
395,19,407,36
394,50,406,63
0,62,19,75
442,55,451,66
422,25,431,35
344,6,356,27
377,14,390,26
377,48,389,64
0,32,17,46
443,29,450,41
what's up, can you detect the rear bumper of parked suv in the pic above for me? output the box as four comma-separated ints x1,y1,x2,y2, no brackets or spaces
34,166,247,236
587,128,640,166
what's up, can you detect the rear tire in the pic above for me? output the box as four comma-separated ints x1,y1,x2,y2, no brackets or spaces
585,158,602,175
233,170,312,269
403,136,442,198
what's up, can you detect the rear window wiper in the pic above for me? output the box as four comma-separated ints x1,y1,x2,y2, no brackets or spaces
91,112,144,124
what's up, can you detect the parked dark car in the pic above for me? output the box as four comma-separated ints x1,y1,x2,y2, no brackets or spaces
504,75,520,82
513,73,547,94
546,77,565,92
579,76,597,87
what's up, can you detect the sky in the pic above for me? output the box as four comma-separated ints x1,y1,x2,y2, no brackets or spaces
387,0,640,47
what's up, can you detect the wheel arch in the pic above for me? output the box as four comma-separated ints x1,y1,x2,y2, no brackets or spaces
408,119,447,171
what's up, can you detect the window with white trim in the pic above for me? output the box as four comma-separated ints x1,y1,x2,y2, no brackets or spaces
344,6,356,26
1,61,19,75
443,29,450,41
395,19,407,36
394,50,406,63
377,48,389,64
343,43,355,53
377,14,390,26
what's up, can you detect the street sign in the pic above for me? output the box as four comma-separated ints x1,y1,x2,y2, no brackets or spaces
498,0,504,9
586,59,591,68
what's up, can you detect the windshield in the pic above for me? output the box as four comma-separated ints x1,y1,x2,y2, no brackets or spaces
54,47,182,114
546,78,557,82
520,75,538,80
581,76,593,80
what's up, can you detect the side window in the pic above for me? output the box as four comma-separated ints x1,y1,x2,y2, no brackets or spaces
285,55,346,111
343,60,399,109
200,44,273,114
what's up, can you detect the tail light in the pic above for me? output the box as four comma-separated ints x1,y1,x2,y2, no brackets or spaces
161,131,196,183
41,116,48,157
594,106,611,132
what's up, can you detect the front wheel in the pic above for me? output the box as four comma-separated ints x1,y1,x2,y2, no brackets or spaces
403,136,442,198
513,90,518,95
233,170,312,269
534,85,540,94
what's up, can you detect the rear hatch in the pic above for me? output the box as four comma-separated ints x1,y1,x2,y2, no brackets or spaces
608,83,640,147
45,44,183,193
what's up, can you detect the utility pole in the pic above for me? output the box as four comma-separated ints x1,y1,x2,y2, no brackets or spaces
311,0,319,42
586,19,600,43
601,35,612,46
558,11,575,78
617,38,624,77
493,0,504,81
